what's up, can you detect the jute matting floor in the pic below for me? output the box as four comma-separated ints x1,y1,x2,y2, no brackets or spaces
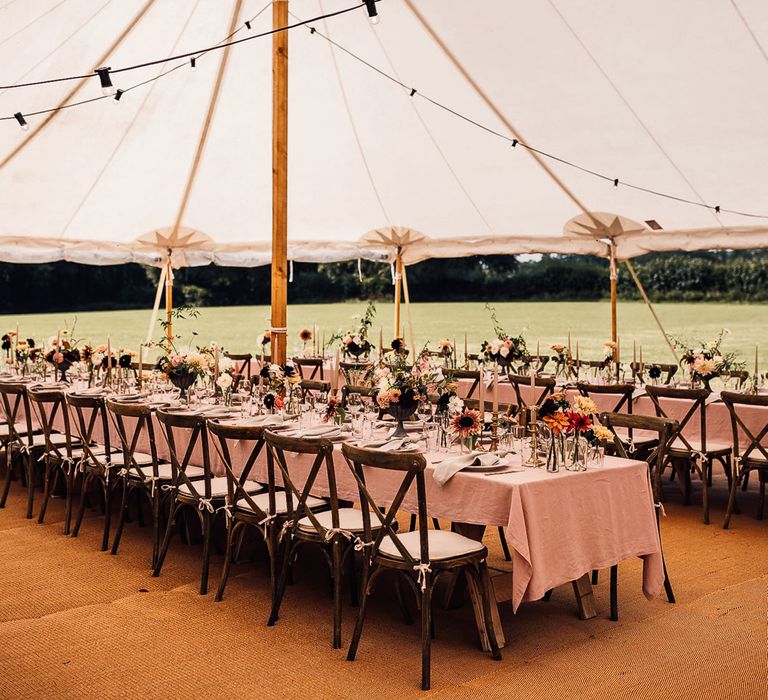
0,473,765,699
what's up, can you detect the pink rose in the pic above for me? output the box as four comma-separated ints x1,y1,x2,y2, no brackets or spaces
53,352,64,364
504,339,513,348
171,355,183,367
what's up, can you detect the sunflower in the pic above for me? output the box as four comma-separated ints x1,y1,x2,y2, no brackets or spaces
451,409,482,439
299,328,313,342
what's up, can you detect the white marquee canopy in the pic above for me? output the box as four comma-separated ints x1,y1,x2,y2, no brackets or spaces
0,0,767,267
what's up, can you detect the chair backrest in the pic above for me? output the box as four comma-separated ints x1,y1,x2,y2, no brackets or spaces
445,369,481,399
577,382,636,415
207,420,269,515
645,385,709,452
341,442,430,564
720,391,768,467
462,397,518,418
156,410,212,499
506,373,556,417
520,354,550,372
0,382,34,447
599,411,678,500
629,362,678,384
67,392,114,470
264,430,337,534
293,357,324,381
341,384,377,408
340,361,374,386
225,353,253,380
299,379,331,401
28,387,76,460
725,370,750,389
106,399,162,480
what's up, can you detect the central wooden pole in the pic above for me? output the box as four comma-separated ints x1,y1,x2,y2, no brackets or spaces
609,241,618,353
165,258,173,342
271,0,289,365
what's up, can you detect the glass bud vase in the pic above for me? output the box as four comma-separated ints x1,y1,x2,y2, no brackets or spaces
546,433,566,473
567,435,588,471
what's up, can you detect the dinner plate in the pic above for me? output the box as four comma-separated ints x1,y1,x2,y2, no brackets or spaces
463,460,509,472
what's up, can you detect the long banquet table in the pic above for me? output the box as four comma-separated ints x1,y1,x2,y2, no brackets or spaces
43,397,666,633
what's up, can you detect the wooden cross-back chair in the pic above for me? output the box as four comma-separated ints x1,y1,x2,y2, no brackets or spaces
0,382,46,519
520,354,550,373
206,421,278,603
106,400,174,569
293,357,325,381
630,362,678,385
225,353,253,380
153,410,225,595
341,443,501,691
720,391,768,527
27,387,83,534
506,374,556,424
597,412,677,621
340,361,374,386
265,430,365,649
577,382,657,458
445,369,481,400
299,379,331,402
341,384,378,411
645,385,732,525
724,370,750,390
67,393,122,550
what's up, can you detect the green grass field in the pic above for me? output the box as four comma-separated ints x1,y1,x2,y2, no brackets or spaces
1,301,765,366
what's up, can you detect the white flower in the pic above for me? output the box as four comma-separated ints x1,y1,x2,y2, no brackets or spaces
490,340,502,354
499,345,510,358
216,373,233,390
448,396,464,414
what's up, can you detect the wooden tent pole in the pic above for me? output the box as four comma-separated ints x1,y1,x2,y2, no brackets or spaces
610,240,618,354
271,0,289,366
393,246,403,340
165,258,174,342
146,264,167,344
401,262,416,354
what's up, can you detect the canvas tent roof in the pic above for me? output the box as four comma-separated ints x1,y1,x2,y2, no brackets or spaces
0,0,767,267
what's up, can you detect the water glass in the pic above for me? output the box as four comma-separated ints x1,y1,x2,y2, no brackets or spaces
351,411,365,438
423,423,440,451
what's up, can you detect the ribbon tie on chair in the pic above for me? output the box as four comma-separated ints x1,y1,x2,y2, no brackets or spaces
353,537,374,552
198,497,215,514
323,527,353,543
655,501,667,517
413,563,432,592
216,504,233,522
279,519,294,542
161,484,177,494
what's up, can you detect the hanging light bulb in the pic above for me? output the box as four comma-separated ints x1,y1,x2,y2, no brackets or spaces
13,112,28,131
113,89,124,104
364,0,379,24
190,56,196,71
95,67,115,96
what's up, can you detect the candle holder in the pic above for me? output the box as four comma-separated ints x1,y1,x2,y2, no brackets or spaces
524,404,545,468
489,411,499,452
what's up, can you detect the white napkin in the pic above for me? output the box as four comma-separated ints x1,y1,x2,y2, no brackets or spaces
223,415,285,427
283,425,341,439
432,451,503,486
360,437,411,451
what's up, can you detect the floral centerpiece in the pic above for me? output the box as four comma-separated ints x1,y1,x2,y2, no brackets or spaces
330,301,376,359
602,340,617,367
14,338,38,375
256,330,271,356
480,304,526,368
372,351,445,437
451,409,482,449
155,349,213,399
298,327,313,355
550,343,573,378
1,331,16,363
323,395,346,425
670,329,743,392
45,329,81,382
259,361,301,412
390,337,407,356
537,394,608,470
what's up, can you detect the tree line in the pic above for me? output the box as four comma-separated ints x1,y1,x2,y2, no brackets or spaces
1,249,765,313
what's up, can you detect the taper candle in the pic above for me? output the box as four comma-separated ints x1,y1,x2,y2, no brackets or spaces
493,363,499,413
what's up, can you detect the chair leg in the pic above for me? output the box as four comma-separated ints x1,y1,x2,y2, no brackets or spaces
37,462,52,524
153,498,177,577
609,565,618,621
101,479,113,552
723,468,741,529
63,467,76,535
702,460,710,525
110,481,129,556
347,562,372,662
71,473,91,539
215,521,238,602
199,510,212,595
497,526,512,562
431,517,441,531
25,453,36,519
267,528,292,626
408,513,416,532
591,569,599,585
758,477,765,520
0,448,13,509
420,581,432,691
542,589,553,601
332,538,343,648
150,489,162,571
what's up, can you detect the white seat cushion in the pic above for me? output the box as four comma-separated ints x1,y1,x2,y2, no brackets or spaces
670,438,731,454
178,475,258,498
31,432,73,448
125,463,203,481
106,451,157,467
613,427,657,445
297,507,379,534
238,490,326,515
0,422,30,438
379,530,484,562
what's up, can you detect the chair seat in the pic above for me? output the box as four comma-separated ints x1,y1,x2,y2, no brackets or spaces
238,490,326,516
178,475,253,498
614,427,658,447
0,422,31,439
107,451,159,468
379,530,485,562
125,462,202,481
297,507,379,534
669,438,732,456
